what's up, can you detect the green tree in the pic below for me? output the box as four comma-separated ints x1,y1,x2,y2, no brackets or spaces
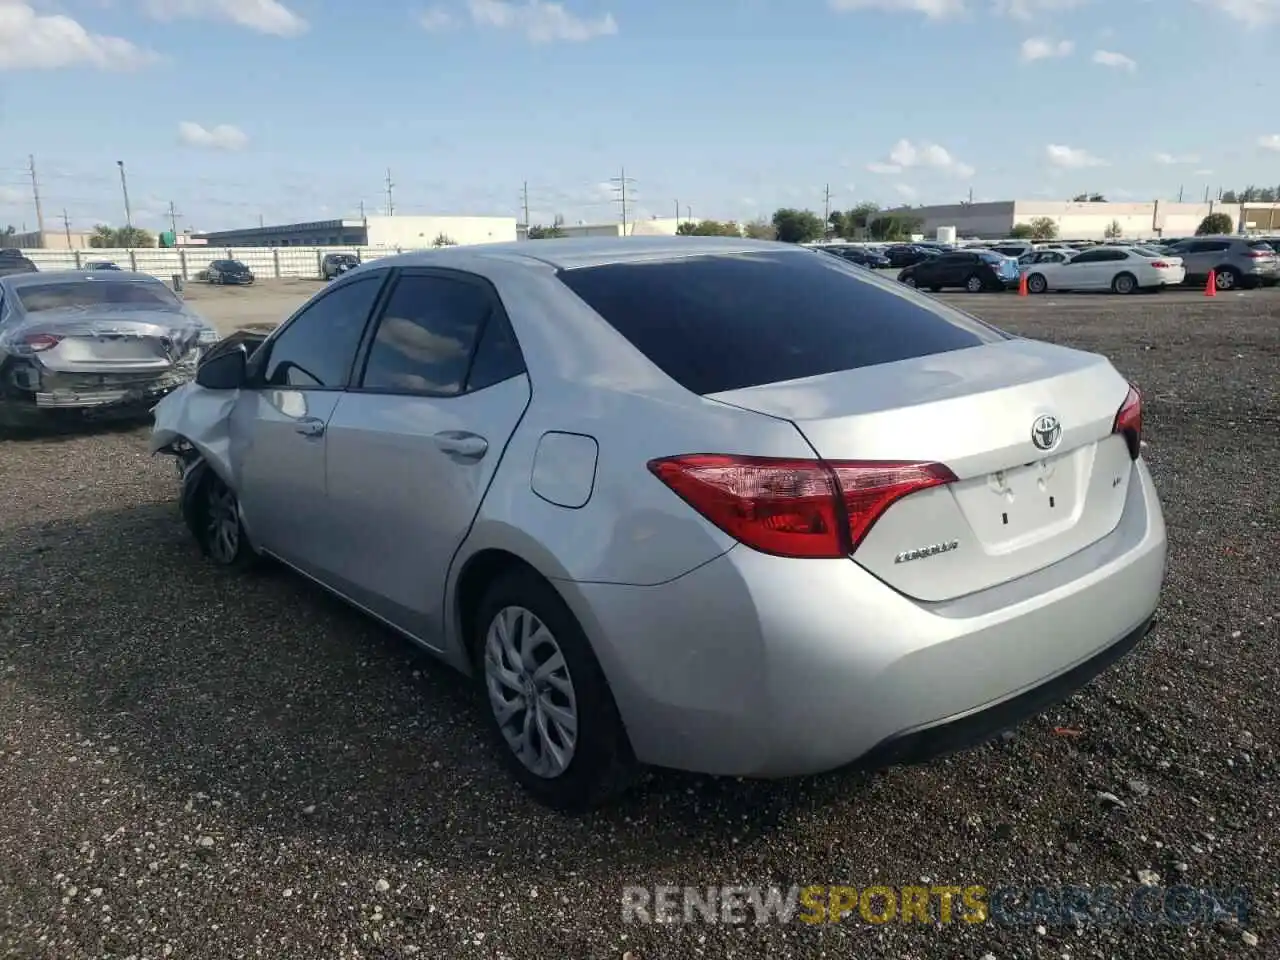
771,208,825,244
88,224,154,247
1008,223,1036,239
867,213,923,241
432,233,457,247
743,217,777,240
2,225,15,237
1195,212,1234,235
677,219,742,237
1028,216,1059,240
526,224,565,239
1103,219,1123,240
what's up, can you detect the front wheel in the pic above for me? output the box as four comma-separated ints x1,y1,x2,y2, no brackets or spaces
476,568,636,811
181,459,255,569
901,275,917,288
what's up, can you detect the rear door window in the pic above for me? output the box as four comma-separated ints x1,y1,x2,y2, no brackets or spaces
1247,241,1275,253
556,251,1009,396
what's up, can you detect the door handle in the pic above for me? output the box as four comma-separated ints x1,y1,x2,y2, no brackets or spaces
433,430,488,460
295,417,326,438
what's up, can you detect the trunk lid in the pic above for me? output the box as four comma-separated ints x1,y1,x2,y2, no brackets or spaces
708,339,1135,601
22,311,200,375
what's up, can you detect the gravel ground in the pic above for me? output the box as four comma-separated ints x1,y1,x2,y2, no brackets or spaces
1,287,1277,960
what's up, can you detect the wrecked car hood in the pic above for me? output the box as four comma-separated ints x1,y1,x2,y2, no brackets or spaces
150,382,239,480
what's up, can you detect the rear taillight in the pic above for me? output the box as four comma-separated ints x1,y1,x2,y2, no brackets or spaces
1149,260,1170,269
23,333,62,352
1246,250,1270,259
1112,384,1143,460
647,455,956,559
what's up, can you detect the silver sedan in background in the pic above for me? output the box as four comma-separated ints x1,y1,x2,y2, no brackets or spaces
0,271,219,427
151,237,1167,811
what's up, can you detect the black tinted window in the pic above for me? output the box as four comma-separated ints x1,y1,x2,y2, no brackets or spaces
1071,249,1116,263
360,274,491,396
264,275,382,388
466,311,526,391
1202,241,1230,252
557,251,1008,395
1248,241,1274,252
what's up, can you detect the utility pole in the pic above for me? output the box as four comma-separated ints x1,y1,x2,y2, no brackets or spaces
258,214,264,228
116,161,133,233
167,200,181,236
1177,184,1184,203
610,167,637,234
359,200,365,220
823,183,831,234
522,181,530,228
686,205,691,222
61,209,72,249
28,154,45,240
385,168,395,216
675,199,679,224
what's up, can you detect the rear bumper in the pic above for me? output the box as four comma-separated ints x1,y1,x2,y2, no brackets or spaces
23,366,195,411
566,459,1166,778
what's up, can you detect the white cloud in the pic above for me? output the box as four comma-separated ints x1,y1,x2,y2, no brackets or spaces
1196,0,1280,27
0,185,24,205
994,0,1089,19
1154,152,1200,164
894,183,919,199
145,0,307,37
178,121,249,150
466,0,617,42
1045,143,1107,168
1092,49,1136,71
868,139,975,178
1259,134,1280,152
1193,168,1214,175
419,5,455,30
1020,36,1073,60
828,0,966,17
0,1,156,70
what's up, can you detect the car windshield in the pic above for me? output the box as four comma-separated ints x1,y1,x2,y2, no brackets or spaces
15,279,181,313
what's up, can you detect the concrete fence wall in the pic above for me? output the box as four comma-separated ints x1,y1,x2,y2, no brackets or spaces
14,246,432,281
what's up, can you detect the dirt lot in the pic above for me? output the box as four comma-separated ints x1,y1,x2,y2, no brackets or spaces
179,278,324,335
1,285,1277,960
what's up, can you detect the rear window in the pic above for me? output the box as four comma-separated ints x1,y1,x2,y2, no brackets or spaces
1247,241,1274,252
556,251,1009,395
977,251,1004,264
16,279,180,313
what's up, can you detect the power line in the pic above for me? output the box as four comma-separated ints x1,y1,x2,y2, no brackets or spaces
610,167,637,235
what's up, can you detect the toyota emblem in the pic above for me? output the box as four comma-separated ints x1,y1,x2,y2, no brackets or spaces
1031,414,1062,452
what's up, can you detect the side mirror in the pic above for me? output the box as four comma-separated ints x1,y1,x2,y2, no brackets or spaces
195,345,248,390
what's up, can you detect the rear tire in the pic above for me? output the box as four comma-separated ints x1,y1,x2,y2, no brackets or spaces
965,274,984,293
474,568,636,812
1111,272,1138,295
1027,273,1048,294
900,275,917,287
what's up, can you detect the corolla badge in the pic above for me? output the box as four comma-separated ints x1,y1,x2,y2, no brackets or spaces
1031,414,1062,452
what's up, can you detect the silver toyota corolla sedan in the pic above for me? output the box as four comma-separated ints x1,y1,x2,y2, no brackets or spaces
0,270,219,426
150,237,1167,811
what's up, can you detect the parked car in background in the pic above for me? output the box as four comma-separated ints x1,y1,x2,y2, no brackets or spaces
1018,248,1075,268
989,242,1034,259
899,249,1019,292
1164,236,1278,290
820,245,892,269
884,244,937,268
0,249,38,278
149,236,1165,811
321,252,362,280
1020,246,1185,294
84,261,122,271
206,259,255,285
0,271,219,427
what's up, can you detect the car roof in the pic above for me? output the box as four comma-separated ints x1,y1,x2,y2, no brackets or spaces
358,236,795,272
1,269,168,290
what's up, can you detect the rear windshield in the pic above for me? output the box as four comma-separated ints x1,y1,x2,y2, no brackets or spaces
16,279,181,313
977,251,1005,263
556,251,1009,395
1248,241,1275,252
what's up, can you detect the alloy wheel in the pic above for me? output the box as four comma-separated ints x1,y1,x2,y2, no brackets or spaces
205,481,241,564
483,605,579,779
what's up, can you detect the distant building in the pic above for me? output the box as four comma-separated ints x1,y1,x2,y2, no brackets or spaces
194,214,517,248
7,229,99,250
894,200,1280,241
516,216,681,240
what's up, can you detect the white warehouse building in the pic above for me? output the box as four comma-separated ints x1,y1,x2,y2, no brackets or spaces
194,214,518,248
902,200,1280,241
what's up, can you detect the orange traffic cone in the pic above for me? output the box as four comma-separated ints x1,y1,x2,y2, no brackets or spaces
1018,271,1029,296
1205,271,1217,297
